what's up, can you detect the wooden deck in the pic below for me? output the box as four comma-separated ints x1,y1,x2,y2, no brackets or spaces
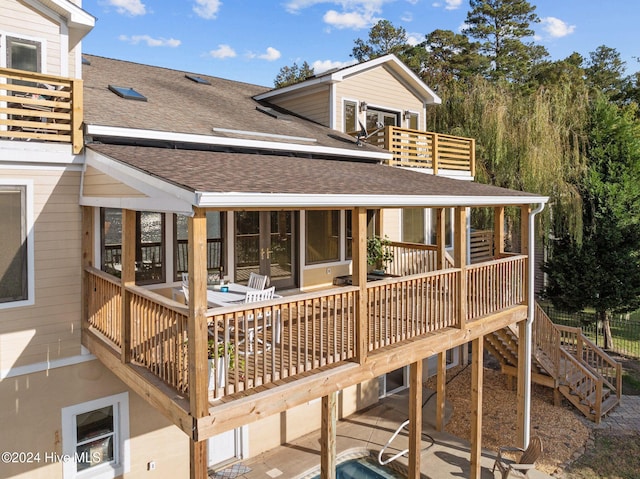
84,253,527,406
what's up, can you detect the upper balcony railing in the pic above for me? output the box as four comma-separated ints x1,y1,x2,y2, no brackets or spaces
362,126,476,176
0,68,83,153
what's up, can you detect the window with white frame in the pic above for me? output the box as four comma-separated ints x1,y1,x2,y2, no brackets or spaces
61,392,130,479
306,210,340,264
343,100,357,134
6,36,41,72
0,182,34,308
402,208,453,248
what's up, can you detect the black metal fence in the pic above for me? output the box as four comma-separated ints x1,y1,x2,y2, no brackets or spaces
539,303,640,359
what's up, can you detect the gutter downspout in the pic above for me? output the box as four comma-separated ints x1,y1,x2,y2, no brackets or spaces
523,202,546,447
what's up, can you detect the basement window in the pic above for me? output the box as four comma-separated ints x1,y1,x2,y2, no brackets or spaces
108,85,147,101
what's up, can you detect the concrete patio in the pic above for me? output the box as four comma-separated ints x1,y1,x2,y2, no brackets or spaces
214,389,553,479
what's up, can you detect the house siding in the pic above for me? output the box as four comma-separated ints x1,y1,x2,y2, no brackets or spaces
336,66,425,132
268,88,331,127
0,167,82,371
82,165,148,197
1,0,63,76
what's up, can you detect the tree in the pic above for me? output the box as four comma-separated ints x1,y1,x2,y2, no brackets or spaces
585,45,627,100
351,20,408,62
419,29,490,85
273,61,314,88
545,96,640,348
464,0,547,80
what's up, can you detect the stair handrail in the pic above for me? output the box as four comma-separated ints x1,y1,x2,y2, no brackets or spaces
576,333,622,398
559,348,603,414
533,304,561,377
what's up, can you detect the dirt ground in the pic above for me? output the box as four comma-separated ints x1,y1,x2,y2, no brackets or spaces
425,361,591,475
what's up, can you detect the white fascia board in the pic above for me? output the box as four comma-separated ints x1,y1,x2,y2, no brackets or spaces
85,125,392,162
0,140,82,165
397,167,475,180
36,0,96,29
196,192,549,209
82,149,196,214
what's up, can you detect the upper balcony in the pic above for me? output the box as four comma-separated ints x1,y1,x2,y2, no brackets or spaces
361,126,476,177
0,67,83,154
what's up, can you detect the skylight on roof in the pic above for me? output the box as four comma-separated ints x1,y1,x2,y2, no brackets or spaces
82,57,91,65
108,85,147,101
185,74,211,85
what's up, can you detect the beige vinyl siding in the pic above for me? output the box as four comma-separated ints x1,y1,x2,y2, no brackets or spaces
1,0,64,76
83,165,148,197
336,66,424,132
269,88,331,126
0,168,82,371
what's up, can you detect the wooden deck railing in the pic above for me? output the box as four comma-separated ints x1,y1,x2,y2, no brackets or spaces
363,126,475,176
366,270,460,350
466,255,526,320
386,242,453,276
85,254,526,402
0,68,83,153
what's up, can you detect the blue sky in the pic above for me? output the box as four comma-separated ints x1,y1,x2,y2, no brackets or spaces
81,0,640,87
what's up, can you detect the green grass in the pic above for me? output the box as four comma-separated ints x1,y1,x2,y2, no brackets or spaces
563,432,640,479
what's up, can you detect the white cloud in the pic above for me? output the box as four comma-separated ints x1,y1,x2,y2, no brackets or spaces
406,32,423,46
540,17,576,39
284,1,389,29
401,11,414,22
258,47,282,61
312,58,357,74
432,0,462,10
193,0,222,19
119,35,181,47
209,44,236,59
105,0,146,16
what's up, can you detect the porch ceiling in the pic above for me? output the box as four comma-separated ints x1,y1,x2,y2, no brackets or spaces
85,143,548,211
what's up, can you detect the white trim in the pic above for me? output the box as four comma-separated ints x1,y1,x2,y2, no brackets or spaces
0,352,96,380
0,139,82,165
256,55,441,105
59,19,69,77
196,192,549,209
329,83,337,130
23,0,96,30
61,392,130,479
0,179,35,310
85,125,391,162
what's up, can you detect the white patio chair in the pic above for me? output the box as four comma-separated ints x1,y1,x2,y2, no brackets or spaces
237,287,280,353
247,272,268,290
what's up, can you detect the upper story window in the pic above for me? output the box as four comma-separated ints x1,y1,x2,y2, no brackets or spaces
100,209,166,285
343,100,357,134
6,36,41,72
0,183,33,308
366,108,398,131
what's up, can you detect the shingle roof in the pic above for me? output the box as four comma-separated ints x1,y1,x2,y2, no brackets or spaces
82,54,382,155
87,143,546,207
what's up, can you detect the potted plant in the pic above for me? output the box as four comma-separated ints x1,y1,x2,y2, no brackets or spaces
367,235,394,274
208,339,239,390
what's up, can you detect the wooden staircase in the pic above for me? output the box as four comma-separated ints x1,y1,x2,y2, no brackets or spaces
485,303,622,423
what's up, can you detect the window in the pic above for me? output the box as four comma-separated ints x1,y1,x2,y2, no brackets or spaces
402,208,453,248
343,100,357,134
7,36,41,72
306,210,339,264
402,208,425,244
0,183,33,308
366,108,398,131
345,209,377,259
62,392,130,479
100,209,165,284
174,212,225,281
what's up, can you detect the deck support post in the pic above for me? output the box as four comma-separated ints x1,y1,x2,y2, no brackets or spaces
81,206,94,338
435,207,446,269
190,440,208,479
120,209,136,364
493,206,505,256
188,208,210,478
321,392,337,479
436,351,447,432
470,336,483,479
352,207,368,364
454,207,467,329
409,360,423,479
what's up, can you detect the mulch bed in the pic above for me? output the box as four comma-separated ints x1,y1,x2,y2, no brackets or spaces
425,364,591,474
